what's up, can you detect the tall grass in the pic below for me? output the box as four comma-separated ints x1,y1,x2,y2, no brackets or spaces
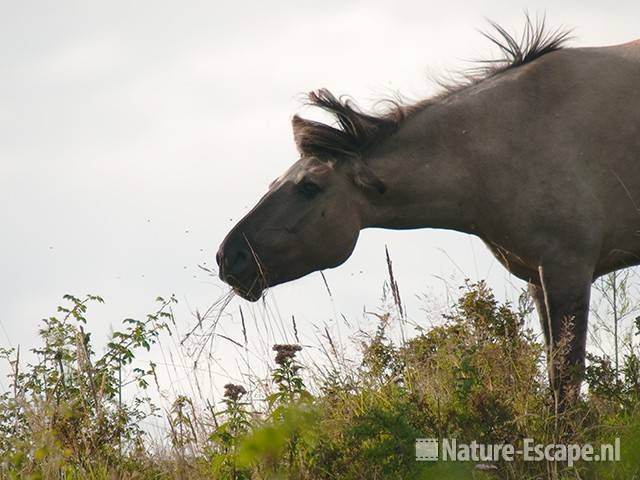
2,268,640,479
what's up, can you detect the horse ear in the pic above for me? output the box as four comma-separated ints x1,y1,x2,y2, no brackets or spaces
292,115,312,155
352,160,387,195
291,114,354,158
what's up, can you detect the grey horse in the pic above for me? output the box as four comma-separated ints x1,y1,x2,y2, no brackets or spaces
217,21,640,406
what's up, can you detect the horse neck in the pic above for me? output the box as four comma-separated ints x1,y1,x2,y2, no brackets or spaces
363,99,485,235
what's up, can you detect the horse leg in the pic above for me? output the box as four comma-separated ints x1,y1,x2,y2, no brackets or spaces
532,264,592,410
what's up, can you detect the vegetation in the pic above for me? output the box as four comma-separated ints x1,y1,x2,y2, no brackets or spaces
2,277,640,479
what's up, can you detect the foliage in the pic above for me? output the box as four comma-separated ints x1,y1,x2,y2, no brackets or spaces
2,282,640,479
0,294,174,479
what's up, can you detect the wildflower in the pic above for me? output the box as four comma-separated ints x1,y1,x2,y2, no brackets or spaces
223,383,247,401
273,344,302,365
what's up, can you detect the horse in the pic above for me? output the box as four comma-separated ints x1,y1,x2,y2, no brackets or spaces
216,19,640,407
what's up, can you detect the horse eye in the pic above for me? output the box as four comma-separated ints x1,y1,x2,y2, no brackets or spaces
297,181,321,198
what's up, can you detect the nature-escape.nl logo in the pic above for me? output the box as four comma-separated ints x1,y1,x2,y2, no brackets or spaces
415,438,621,467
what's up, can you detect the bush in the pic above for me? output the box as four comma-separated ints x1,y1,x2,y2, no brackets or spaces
0,294,174,479
2,282,640,479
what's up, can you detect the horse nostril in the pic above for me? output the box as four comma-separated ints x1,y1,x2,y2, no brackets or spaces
218,237,253,281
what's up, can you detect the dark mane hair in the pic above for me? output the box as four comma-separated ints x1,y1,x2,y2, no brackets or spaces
293,90,403,159
295,16,571,159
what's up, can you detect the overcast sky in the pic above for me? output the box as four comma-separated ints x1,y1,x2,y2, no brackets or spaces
2,1,639,403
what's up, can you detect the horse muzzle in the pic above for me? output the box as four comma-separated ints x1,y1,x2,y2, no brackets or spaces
216,236,265,302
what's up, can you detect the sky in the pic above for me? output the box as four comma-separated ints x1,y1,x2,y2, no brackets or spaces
1,1,639,406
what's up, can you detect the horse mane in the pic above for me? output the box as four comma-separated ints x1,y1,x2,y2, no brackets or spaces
296,15,571,159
